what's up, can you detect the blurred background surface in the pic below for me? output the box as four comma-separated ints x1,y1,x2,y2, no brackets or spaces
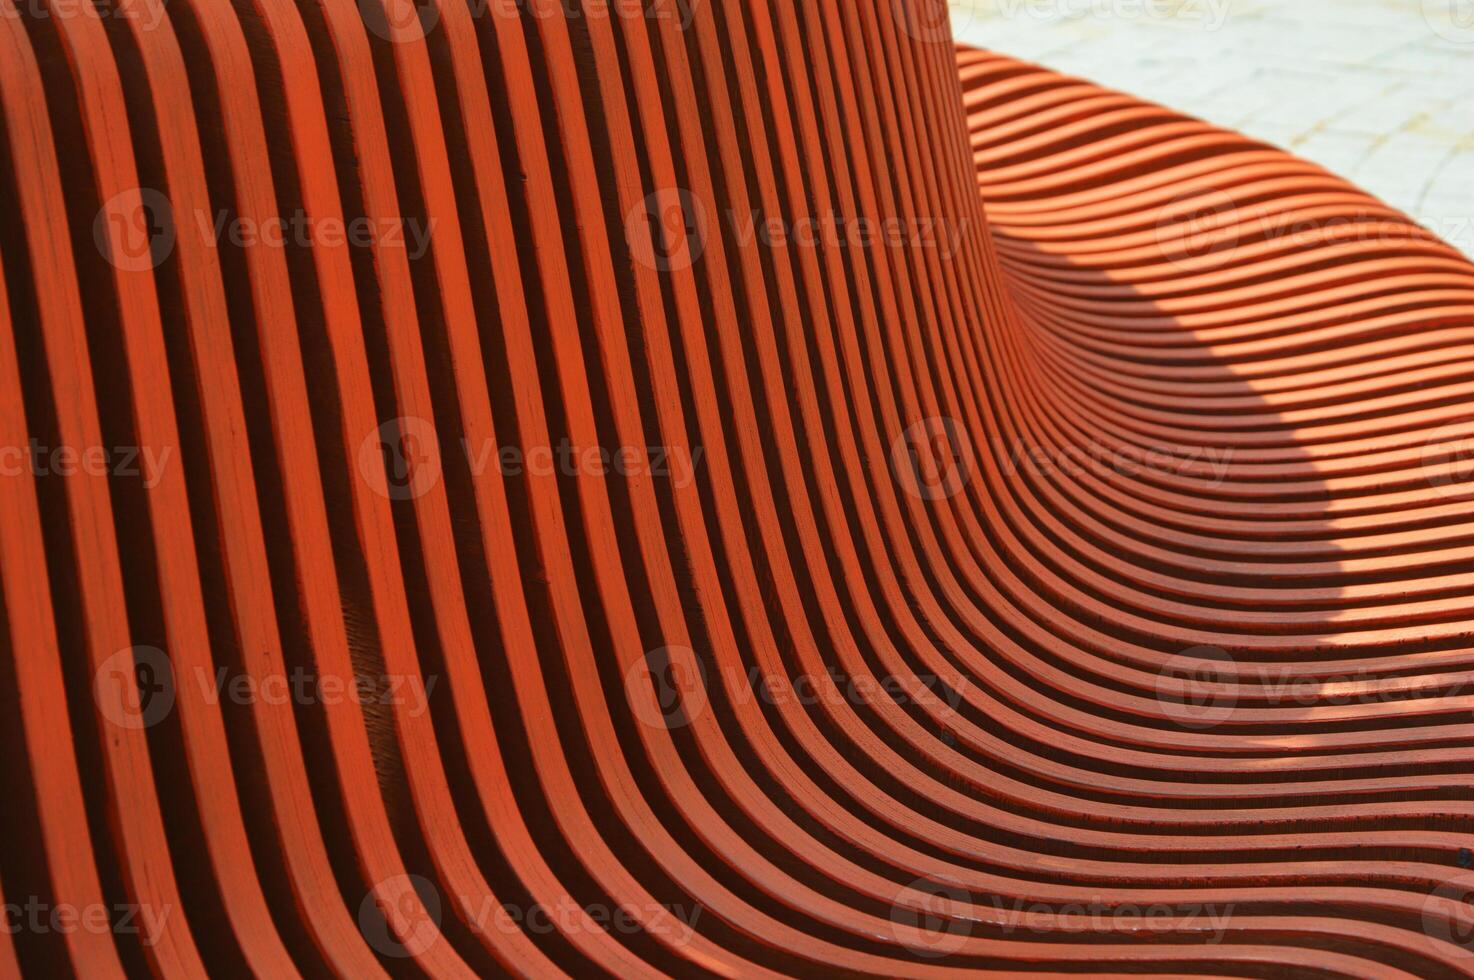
950,0,1474,256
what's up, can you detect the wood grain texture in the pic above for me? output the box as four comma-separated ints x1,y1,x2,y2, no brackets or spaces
2,0,1474,976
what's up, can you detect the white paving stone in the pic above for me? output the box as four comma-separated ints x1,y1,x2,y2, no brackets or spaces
950,0,1474,256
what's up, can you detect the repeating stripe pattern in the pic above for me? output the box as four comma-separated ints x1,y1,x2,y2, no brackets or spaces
1,0,1473,975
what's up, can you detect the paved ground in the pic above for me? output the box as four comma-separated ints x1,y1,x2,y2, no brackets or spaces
949,0,1474,257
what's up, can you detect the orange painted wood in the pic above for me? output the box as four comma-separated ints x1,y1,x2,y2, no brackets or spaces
2,1,1474,976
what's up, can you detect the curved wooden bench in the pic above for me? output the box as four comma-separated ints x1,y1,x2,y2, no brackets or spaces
2,0,1473,975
